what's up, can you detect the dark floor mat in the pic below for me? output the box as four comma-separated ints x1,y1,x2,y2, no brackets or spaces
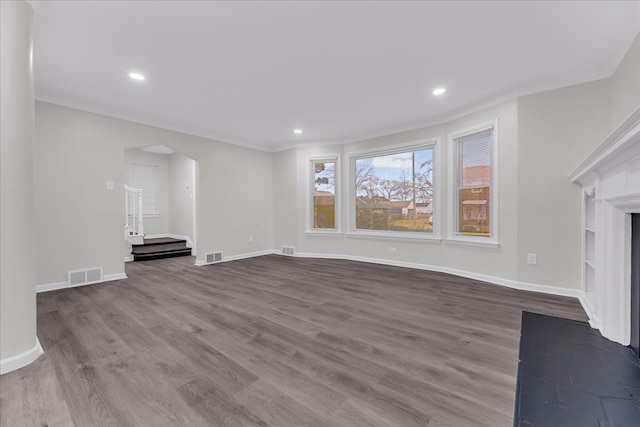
514,311,640,427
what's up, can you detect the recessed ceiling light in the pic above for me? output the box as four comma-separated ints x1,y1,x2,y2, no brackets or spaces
129,72,145,81
432,87,446,95
294,129,303,134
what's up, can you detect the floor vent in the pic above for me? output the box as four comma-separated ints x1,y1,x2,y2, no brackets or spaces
67,267,103,287
205,252,223,264
282,246,295,256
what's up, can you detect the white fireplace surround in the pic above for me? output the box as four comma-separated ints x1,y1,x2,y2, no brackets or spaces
570,105,640,346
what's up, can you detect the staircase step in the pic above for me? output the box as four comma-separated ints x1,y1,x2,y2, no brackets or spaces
134,237,187,247
131,242,188,255
132,248,192,261
130,237,192,261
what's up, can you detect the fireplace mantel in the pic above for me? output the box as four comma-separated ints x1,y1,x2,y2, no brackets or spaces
570,106,640,345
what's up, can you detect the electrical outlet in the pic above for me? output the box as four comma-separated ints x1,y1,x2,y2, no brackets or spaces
388,247,397,253
527,253,537,265
106,180,114,190
249,235,253,242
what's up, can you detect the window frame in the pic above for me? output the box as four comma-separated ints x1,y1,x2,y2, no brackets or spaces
346,139,441,242
306,154,341,235
447,120,499,248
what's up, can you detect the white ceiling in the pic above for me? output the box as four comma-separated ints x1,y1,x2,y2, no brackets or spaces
32,1,640,151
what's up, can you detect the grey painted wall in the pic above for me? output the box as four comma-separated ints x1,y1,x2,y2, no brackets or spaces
169,153,196,244
1,11,632,376
272,31,640,291
1,0,37,360
517,79,612,288
273,101,521,282
272,147,301,251
611,32,640,130
35,102,274,286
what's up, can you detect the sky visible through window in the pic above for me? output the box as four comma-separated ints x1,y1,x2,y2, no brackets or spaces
353,148,434,233
313,161,336,229
355,149,433,202
314,162,335,194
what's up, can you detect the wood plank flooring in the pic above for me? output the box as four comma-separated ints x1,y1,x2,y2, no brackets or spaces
0,255,587,426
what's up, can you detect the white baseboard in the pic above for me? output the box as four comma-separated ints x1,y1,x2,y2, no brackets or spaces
279,250,585,300
103,273,128,282
286,251,601,326
195,249,274,266
36,272,128,293
224,250,274,262
578,292,600,329
124,256,134,263
0,338,44,375
36,281,67,293
69,246,591,321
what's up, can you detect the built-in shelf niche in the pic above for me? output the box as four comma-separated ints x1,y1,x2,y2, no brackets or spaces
585,195,596,261
585,188,596,230
570,104,640,345
583,188,596,293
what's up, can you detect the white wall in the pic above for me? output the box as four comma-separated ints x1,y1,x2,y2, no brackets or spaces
517,79,612,289
0,0,38,363
272,148,298,250
273,34,640,294
611,32,640,130
169,153,196,243
274,101,520,282
28,29,640,328
35,101,274,286
124,148,170,236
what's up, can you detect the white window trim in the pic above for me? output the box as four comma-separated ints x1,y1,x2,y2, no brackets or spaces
346,138,441,241
344,231,442,243
447,119,499,248
306,154,341,235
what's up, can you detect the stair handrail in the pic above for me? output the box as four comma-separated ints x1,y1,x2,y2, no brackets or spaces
124,184,144,237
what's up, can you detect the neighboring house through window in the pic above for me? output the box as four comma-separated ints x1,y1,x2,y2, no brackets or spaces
347,140,440,240
308,155,340,233
448,121,499,246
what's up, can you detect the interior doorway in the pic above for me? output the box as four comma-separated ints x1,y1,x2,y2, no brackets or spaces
124,145,198,262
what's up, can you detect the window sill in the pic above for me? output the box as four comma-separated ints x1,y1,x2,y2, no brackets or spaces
345,231,442,243
305,230,343,237
447,237,500,249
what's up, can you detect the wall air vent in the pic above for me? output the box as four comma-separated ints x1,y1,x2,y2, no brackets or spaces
281,246,295,256
205,252,223,264
68,271,86,286
67,267,103,287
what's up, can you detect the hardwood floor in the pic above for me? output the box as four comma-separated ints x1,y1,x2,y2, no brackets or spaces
0,255,587,426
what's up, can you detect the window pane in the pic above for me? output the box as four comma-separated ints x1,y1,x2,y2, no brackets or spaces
130,163,158,215
461,130,491,186
313,161,335,229
459,187,490,236
354,148,433,233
